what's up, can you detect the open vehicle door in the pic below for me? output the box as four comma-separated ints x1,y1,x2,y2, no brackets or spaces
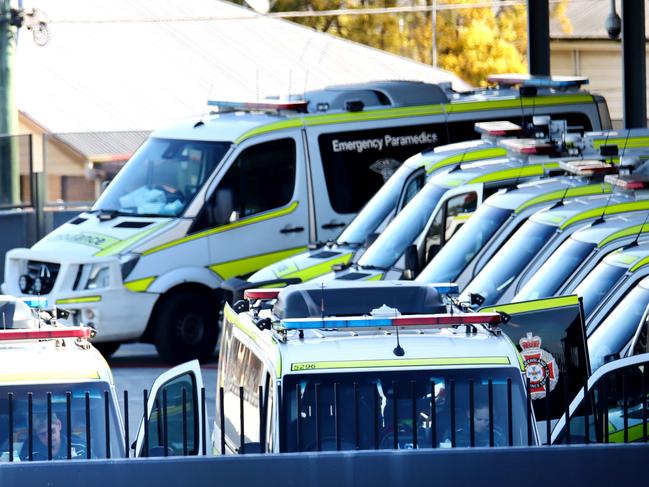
551,353,649,445
481,296,590,429
134,360,205,457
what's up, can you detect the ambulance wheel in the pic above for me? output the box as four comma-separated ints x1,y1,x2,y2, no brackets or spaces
94,341,121,359
154,289,219,364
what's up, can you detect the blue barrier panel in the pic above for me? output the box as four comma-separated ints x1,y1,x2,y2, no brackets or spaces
0,443,647,487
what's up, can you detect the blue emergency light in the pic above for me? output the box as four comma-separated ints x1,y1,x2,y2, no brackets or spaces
430,283,460,295
487,74,589,89
275,312,502,332
21,297,48,309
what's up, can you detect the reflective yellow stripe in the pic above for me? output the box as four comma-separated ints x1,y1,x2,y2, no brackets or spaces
0,371,100,383
209,246,307,280
607,422,647,443
124,276,156,292
280,252,353,281
515,184,612,214
452,212,473,222
424,147,507,174
560,200,649,229
365,273,384,281
592,136,649,149
631,255,649,272
468,163,560,184
235,119,304,144
446,94,594,113
290,356,511,372
143,201,299,256
236,95,595,144
480,295,579,314
94,222,170,257
598,223,649,248
55,296,101,305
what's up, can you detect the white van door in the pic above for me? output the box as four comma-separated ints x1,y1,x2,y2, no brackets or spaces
305,119,448,243
193,132,310,280
135,360,205,457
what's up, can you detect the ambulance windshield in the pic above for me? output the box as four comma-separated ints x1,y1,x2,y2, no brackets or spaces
337,164,424,246
0,381,123,460
460,220,556,306
514,239,595,302
94,138,230,217
588,283,649,371
282,368,531,452
417,204,511,283
358,183,449,269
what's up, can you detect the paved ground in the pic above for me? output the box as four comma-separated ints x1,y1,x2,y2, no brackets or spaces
108,343,218,452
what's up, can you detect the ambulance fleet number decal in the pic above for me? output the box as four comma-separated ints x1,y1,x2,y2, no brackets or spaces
292,363,317,371
332,132,438,154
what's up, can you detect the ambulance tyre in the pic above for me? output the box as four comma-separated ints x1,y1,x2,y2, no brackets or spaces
153,288,220,364
94,341,121,358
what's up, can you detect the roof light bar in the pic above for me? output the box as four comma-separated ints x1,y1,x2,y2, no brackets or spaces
500,138,556,155
244,289,282,300
559,160,617,176
604,175,649,190
487,74,589,89
0,327,92,341
475,121,523,137
276,312,502,332
208,99,308,112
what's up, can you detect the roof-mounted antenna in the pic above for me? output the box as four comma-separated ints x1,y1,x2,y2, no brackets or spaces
594,130,631,224
194,83,214,128
629,211,649,248
320,283,325,320
518,85,538,135
393,327,405,357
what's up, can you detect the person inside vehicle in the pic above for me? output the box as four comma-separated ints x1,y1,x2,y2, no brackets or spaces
453,402,505,447
20,412,87,460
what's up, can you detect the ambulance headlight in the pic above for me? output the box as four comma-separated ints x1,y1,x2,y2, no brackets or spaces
85,265,110,290
120,254,140,281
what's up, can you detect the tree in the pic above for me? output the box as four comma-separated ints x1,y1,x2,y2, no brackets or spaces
236,0,572,86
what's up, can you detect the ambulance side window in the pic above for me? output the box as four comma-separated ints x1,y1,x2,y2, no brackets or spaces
222,336,266,452
193,139,296,232
423,191,477,264
556,360,649,444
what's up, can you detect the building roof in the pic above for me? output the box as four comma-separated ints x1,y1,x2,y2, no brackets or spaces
16,0,465,141
550,0,648,40
53,131,151,162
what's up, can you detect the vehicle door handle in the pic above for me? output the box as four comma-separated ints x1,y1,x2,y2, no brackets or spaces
280,225,305,234
321,221,346,230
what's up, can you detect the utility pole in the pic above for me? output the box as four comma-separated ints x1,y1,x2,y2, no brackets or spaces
0,0,20,206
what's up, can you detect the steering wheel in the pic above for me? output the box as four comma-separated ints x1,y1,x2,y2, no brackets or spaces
379,423,415,449
154,185,186,204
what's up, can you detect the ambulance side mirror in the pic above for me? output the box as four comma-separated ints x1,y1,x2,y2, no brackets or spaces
212,188,235,226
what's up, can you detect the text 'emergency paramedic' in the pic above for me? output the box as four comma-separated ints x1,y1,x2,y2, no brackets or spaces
332,132,438,153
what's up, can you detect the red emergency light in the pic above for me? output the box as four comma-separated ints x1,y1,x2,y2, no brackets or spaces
244,289,282,300
0,327,92,341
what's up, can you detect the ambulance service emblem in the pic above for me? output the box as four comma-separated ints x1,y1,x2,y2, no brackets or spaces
519,332,559,400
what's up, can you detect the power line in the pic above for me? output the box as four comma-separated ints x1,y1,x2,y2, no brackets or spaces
46,0,582,24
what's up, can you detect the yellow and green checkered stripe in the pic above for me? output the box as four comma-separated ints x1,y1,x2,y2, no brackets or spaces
290,356,511,372
143,202,299,256
515,184,612,214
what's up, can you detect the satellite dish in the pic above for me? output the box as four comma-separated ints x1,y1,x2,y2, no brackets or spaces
245,0,271,14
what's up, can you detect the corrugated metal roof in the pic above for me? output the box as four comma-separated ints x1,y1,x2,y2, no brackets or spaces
16,0,465,139
53,131,150,161
550,0,648,40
